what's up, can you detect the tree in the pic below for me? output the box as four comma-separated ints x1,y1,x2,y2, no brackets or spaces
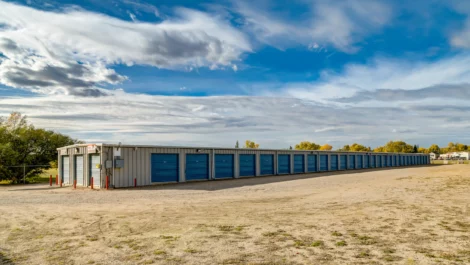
349,143,371,152
295,141,321,150
235,141,239,148
338,145,350,151
428,144,440,154
374,141,414,153
413,145,418,153
244,140,259,149
289,146,293,150
418,147,427,153
0,112,79,183
320,144,333,151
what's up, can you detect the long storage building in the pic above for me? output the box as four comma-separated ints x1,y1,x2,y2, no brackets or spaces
57,143,430,188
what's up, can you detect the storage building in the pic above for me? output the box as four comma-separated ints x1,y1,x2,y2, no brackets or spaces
57,144,431,189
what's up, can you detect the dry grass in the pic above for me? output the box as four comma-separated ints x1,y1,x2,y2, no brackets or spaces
0,165,469,264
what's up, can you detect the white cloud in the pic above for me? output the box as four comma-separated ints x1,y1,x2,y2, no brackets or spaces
1,91,468,148
0,1,251,96
235,0,392,52
271,54,470,104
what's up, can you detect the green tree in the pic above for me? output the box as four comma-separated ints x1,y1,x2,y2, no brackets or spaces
418,147,427,153
428,144,440,154
349,143,371,152
244,140,259,149
289,146,293,150
374,141,414,153
295,141,321,150
0,112,79,183
413,145,418,153
338,145,350,151
235,140,239,148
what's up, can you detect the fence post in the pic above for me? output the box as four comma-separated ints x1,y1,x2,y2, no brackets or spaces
106,176,109,190
56,175,58,185
49,175,52,186
134,178,136,187
91,177,94,190
74,180,77,189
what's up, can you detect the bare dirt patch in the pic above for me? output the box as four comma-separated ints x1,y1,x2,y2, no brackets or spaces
0,165,469,264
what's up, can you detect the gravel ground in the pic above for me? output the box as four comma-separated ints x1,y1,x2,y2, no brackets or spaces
0,165,469,265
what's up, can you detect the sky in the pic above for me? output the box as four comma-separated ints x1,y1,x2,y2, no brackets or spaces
0,0,470,149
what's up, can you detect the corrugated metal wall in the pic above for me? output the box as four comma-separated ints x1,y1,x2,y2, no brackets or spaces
58,145,431,188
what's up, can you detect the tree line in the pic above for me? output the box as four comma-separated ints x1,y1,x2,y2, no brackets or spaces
0,112,79,183
238,140,465,155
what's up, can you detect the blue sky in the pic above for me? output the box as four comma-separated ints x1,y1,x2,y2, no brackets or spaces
1,0,470,148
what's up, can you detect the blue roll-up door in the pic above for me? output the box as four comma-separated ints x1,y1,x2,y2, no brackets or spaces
260,154,274,175
340,155,347,170
414,156,417,165
383,155,387,167
239,154,255,177
388,156,392,167
378,155,382,167
215,154,234,179
364,155,370,168
294,154,305,173
75,155,84,186
278,154,290,174
331,155,338,171
401,156,404,166
152,154,179,183
62,156,70,184
392,156,396,166
357,155,363,169
370,156,375,168
185,154,208,181
348,155,355,169
89,155,101,187
307,154,317,172
320,155,328,171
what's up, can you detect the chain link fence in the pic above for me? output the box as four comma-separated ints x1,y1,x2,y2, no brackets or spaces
3,165,57,184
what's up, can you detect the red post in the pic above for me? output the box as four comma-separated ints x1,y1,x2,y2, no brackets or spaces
91,177,94,190
56,175,58,185
134,178,137,187
60,178,62,187
74,180,77,189
106,176,109,190
49,175,52,186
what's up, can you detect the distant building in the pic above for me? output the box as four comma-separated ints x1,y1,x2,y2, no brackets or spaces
440,152,470,160
429,153,437,160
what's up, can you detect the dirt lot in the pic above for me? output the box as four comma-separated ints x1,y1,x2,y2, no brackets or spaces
0,165,469,265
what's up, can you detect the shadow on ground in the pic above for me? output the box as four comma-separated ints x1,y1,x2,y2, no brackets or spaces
121,165,443,192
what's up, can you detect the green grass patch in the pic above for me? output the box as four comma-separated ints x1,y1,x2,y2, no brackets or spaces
335,240,347,247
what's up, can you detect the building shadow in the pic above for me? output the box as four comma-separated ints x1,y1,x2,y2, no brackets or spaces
121,165,443,192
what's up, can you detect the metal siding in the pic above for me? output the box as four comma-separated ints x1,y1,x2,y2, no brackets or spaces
330,155,338,171
186,154,209,181
319,155,328,171
307,154,317,172
357,155,363,169
215,154,234,179
89,155,101,187
62,156,70,184
151,154,179,183
260,154,274,175
75,155,84,185
294,154,305,173
278,154,290,174
239,154,256,177
364,155,370,168
340,155,347,170
348,155,355,169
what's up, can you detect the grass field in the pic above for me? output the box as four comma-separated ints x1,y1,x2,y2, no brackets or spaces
0,165,469,264
431,160,469,165
0,168,58,185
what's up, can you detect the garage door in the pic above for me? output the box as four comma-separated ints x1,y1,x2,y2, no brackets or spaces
319,155,328,171
215,154,234,179
388,156,392,167
185,154,208,181
260,154,274,175
340,155,347,170
62,156,70,184
378,155,383,167
239,154,255,177
307,154,317,172
348,155,355,169
151,154,179,183
89,155,101,187
371,156,376,168
392,156,396,167
383,155,388,167
330,155,338,171
357,155,363,169
294,154,304,173
75,156,84,186
278,154,290,174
